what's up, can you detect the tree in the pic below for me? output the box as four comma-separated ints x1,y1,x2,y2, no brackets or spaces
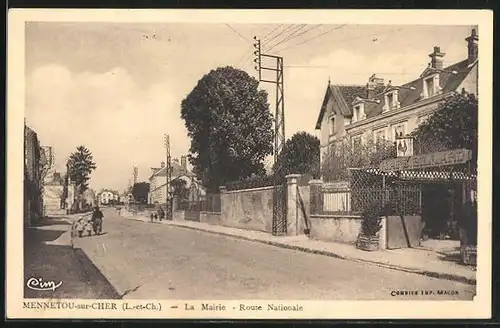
412,90,478,168
276,131,320,179
131,182,150,204
171,179,190,201
66,146,97,195
181,66,274,191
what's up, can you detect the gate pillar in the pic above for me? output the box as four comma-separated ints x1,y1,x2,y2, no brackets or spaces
286,174,301,236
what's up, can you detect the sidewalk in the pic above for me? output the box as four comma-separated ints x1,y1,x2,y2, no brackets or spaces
125,214,476,285
24,215,120,299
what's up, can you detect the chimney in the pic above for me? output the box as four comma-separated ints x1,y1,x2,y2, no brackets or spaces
429,46,445,70
160,161,165,168
466,28,478,65
181,155,187,171
366,74,384,100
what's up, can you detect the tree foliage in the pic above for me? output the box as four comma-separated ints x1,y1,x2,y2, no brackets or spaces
321,138,396,182
66,146,97,195
181,66,274,191
171,179,190,201
276,131,320,178
131,182,150,204
412,90,478,168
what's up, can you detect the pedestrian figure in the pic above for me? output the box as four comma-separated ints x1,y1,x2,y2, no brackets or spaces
91,206,104,235
154,213,158,221
158,206,165,221
150,212,154,222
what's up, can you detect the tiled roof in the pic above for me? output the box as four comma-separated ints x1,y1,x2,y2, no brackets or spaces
315,58,475,128
365,59,473,118
150,161,196,179
337,85,368,108
315,84,368,128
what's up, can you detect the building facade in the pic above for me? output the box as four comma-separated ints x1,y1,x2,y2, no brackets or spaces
42,171,65,215
148,155,205,205
24,124,44,227
98,189,119,205
315,28,479,170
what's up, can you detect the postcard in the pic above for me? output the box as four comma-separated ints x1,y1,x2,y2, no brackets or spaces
6,9,493,319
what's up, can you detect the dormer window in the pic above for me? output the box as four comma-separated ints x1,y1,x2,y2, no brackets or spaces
425,78,434,97
422,74,441,98
386,93,394,109
352,102,366,123
383,90,399,112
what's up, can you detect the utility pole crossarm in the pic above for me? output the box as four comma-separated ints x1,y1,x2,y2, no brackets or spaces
253,36,287,236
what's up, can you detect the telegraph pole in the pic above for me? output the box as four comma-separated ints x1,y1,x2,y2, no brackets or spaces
163,134,173,220
254,36,287,236
133,166,138,185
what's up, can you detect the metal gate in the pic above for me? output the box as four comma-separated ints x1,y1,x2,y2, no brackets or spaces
272,182,287,235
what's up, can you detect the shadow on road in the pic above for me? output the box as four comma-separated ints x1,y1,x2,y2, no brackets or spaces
78,232,109,238
31,217,72,227
24,221,121,299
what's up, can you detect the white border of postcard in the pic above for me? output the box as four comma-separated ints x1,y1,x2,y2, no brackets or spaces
7,9,493,319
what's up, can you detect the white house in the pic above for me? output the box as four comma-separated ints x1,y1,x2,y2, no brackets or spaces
148,155,205,205
98,189,119,205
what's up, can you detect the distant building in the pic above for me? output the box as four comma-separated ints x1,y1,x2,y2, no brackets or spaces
148,155,205,205
42,171,67,215
98,189,119,205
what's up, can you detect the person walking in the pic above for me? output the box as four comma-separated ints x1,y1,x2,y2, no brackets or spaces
91,206,104,235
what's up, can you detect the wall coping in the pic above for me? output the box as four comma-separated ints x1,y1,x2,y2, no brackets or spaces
309,179,323,185
223,185,275,194
200,211,221,215
310,214,362,219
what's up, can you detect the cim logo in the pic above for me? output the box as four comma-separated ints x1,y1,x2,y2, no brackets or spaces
26,277,62,291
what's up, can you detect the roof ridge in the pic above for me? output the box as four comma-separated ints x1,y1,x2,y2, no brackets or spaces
332,84,365,87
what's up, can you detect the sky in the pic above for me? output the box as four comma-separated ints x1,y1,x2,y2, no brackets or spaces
25,22,475,192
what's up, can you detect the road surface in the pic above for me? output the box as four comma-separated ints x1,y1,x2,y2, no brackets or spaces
73,208,476,300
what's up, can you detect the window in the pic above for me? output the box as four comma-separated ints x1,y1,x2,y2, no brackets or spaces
352,135,362,152
425,78,434,97
386,93,394,109
392,123,406,141
374,128,386,142
329,116,335,135
353,105,365,122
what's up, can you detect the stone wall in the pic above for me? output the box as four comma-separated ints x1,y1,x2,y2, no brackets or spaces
308,214,388,249
219,186,274,232
173,210,185,221
309,215,363,244
200,211,221,225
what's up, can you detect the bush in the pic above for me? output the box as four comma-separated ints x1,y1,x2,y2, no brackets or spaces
360,202,386,237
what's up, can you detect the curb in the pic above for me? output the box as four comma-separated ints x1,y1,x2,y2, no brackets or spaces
163,222,477,286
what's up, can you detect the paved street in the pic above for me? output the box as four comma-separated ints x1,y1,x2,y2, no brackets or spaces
71,208,476,300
